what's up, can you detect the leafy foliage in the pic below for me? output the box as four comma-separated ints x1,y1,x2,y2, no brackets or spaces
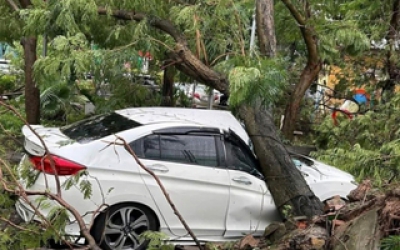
275,0,391,64
216,56,287,107
0,100,25,136
0,75,17,94
139,231,174,250
313,94,400,185
381,235,400,250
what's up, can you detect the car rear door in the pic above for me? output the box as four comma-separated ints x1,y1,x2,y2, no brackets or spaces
130,127,230,237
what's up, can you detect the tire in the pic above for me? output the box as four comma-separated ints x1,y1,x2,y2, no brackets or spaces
92,203,158,250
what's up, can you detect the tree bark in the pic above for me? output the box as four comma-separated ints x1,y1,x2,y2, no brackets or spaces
161,61,176,107
281,61,320,139
280,0,321,140
252,0,322,218
256,0,277,57
385,0,400,95
21,37,40,124
239,102,323,218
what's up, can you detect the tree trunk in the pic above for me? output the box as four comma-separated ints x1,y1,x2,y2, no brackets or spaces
161,61,176,107
21,37,40,125
280,0,321,140
281,62,320,140
385,0,400,95
256,0,277,57
251,0,322,218
239,102,324,218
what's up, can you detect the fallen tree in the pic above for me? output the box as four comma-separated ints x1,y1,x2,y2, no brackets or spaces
211,180,399,250
260,180,399,250
2,1,398,249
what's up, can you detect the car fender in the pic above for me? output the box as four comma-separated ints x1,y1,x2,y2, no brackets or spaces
309,181,357,202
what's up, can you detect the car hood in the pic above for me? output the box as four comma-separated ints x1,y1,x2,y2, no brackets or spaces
307,158,354,181
293,155,355,181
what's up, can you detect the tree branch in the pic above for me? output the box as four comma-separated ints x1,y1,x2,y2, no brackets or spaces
0,216,38,234
0,158,75,249
18,0,32,8
97,7,186,44
0,102,101,249
0,100,62,197
97,6,230,95
22,189,101,249
5,0,20,11
280,0,306,25
112,136,204,250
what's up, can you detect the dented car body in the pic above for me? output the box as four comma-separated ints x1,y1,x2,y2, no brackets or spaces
16,107,357,250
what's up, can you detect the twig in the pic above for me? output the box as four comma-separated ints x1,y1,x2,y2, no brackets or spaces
0,158,75,249
210,52,235,66
113,136,204,250
0,102,101,249
160,59,183,70
0,216,38,234
333,235,349,250
330,204,347,236
0,100,62,197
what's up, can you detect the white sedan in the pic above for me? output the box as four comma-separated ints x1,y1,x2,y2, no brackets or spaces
15,107,357,250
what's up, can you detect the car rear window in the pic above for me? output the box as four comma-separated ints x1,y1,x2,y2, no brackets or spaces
60,112,141,143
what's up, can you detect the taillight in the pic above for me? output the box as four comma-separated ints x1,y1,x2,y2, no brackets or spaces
193,93,200,99
29,155,86,176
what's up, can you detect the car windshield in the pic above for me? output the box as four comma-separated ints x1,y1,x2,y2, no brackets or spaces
61,112,141,143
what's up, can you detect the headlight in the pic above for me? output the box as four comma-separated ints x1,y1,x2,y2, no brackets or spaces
351,180,358,186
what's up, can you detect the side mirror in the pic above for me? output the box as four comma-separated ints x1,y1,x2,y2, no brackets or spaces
292,159,302,169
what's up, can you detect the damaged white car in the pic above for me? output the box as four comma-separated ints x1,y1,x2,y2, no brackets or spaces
16,107,357,250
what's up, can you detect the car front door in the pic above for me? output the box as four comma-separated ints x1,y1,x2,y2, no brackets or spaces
130,128,230,237
223,133,280,237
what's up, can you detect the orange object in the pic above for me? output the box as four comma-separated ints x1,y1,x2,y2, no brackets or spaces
354,89,370,100
296,220,308,230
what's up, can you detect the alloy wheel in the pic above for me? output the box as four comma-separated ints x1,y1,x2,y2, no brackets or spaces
103,206,151,250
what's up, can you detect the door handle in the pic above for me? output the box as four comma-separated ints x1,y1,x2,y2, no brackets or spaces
232,176,252,185
147,164,169,173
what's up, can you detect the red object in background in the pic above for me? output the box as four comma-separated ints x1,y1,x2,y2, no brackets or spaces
138,50,153,60
331,109,353,126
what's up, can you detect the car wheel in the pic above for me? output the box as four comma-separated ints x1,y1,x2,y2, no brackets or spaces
92,204,158,250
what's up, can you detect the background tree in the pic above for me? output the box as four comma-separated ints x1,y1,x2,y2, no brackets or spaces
276,0,370,139
256,0,276,57
385,0,400,98
1,0,40,124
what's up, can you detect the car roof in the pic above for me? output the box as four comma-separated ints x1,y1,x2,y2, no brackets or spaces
116,107,250,143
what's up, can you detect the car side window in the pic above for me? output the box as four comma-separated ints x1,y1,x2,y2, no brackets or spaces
131,134,218,167
143,134,161,159
224,137,263,178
